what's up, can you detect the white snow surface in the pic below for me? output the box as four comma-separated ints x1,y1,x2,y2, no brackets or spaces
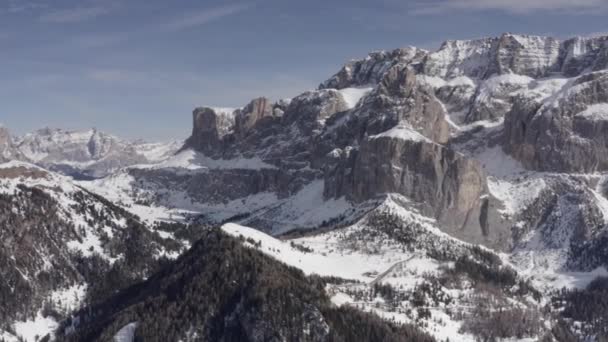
221,195,462,282
208,107,238,116
337,87,373,109
224,222,403,282
136,148,276,172
220,195,505,342
488,175,547,216
13,311,58,342
540,71,607,111
418,75,477,89
245,180,353,234
50,284,88,313
113,322,138,342
592,186,608,223
133,140,183,162
0,331,18,342
477,73,533,102
370,122,431,143
576,103,608,121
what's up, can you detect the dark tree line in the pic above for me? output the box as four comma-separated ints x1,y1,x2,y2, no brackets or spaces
552,276,608,341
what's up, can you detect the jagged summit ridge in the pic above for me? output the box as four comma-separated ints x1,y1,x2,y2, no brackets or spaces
322,33,608,88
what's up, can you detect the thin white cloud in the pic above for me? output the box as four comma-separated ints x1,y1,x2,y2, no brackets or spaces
71,32,131,48
86,68,149,83
66,3,252,48
2,0,47,13
411,0,608,14
40,6,111,23
163,3,251,32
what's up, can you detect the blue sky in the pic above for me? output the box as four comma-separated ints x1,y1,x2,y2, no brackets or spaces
1,0,607,140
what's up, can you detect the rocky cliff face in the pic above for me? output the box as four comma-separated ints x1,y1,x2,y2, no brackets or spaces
187,107,235,155
350,133,501,246
235,97,274,138
559,35,608,77
504,70,608,172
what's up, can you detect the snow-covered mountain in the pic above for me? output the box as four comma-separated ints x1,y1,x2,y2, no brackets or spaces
107,33,608,256
13,128,181,178
2,32,608,342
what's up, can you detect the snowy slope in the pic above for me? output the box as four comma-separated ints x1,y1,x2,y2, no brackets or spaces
221,197,533,341
337,87,373,109
113,322,138,342
0,160,183,342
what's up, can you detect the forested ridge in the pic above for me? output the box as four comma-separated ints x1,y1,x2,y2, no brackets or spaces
57,230,435,342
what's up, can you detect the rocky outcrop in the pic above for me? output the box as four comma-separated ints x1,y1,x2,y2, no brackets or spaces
559,35,608,77
504,71,608,172
283,90,349,134
235,97,274,138
321,64,451,145
493,34,561,78
464,74,532,122
319,47,427,90
176,37,524,247
187,98,285,159
187,107,235,155
369,65,450,143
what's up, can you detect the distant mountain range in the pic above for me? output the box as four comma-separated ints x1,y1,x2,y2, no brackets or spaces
0,126,181,178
